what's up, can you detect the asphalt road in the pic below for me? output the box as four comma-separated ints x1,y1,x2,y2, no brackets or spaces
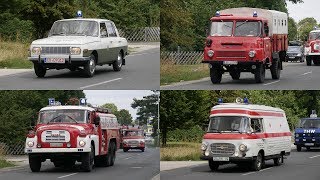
0,48,159,90
161,149,320,180
0,147,159,180
161,62,320,90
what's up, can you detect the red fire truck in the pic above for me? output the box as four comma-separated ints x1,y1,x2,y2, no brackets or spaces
122,127,145,152
25,98,120,172
305,29,320,66
203,7,288,83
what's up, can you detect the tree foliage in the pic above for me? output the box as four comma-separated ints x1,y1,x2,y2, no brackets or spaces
101,103,133,125
298,17,318,41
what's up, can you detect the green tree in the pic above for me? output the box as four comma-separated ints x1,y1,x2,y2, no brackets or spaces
101,103,118,114
117,109,133,125
288,17,298,41
298,17,318,41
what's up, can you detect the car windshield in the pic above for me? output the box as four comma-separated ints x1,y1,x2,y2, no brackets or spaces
309,32,320,40
288,46,301,52
210,21,233,36
49,20,99,37
234,21,261,37
299,119,320,128
39,109,87,124
208,116,251,133
124,130,144,137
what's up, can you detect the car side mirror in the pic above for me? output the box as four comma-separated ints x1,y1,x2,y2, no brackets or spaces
94,115,100,126
264,26,269,36
305,36,308,42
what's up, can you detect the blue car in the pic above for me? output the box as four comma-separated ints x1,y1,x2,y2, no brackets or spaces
294,115,320,151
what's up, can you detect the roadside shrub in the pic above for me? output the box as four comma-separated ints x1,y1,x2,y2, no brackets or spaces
167,125,204,143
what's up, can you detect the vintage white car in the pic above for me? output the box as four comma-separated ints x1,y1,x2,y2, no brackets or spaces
28,18,128,77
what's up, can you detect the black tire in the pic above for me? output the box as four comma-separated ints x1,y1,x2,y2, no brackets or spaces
306,56,312,66
123,148,128,152
84,54,96,77
273,154,283,166
29,154,41,172
254,64,265,83
270,59,281,80
252,152,264,171
81,145,94,172
34,63,46,78
113,51,123,71
53,161,63,168
141,148,145,152
210,66,222,84
109,142,116,166
297,145,301,152
208,159,219,171
229,68,240,80
306,147,311,151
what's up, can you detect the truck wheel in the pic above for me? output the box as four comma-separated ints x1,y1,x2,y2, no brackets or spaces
306,147,311,151
296,145,301,152
229,69,240,80
252,152,264,171
306,56,312,66
84,54,96,77
113,51,123,71
254,64,265,83
210,66,222,84
34,63,46,78
208,159,219,171
273,154,283,166
270,60,281,79
29,154,41,172
109,142,116,166
123,148,128,152
81,145,94,172
141,148,145,152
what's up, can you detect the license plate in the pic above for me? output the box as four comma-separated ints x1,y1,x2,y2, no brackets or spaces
130,146,137,148
223,61,238,65
44,58,65,64
50,143,63,147
212,157,229,161
305,143,314,146
289,57,295,59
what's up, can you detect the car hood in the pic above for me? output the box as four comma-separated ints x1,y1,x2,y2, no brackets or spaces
31,36,100,46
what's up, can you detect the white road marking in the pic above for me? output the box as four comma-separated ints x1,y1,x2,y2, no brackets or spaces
260,167,273,172
242,172,256,176
131,167,143,169
301,71,312,76
125,156,133,160
79,78,122,89
309,154,320,159
263,80,280,86
58,173,78,179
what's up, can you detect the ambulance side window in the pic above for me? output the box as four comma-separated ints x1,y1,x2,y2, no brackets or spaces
251,118,263,133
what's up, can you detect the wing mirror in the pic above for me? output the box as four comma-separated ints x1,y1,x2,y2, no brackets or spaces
264,25,269,36
94,115,101,126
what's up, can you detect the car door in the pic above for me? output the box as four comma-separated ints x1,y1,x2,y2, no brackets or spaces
98,22,110,64
106,21,120,63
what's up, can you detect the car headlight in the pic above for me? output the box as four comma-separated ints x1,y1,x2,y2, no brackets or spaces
297,54,301,56
239,144,247,152
31,47,41,55
140,140,145,143
248,50,256,58
79,140,86,147
201,142,208,151
207,50,214,57
70,47,81,55
27,141,34,147
295,134,299,137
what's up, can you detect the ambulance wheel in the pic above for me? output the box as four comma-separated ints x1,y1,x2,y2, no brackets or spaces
109,142,116,166
208,159,219,171
229,69,240,80
273,154,283,166
81,145,94,172
113,51,123,71
296,145,301,152
270,59,281,79
254,64,265,83
53,161,63,167
210,67,222,84
252,152,264,171
306,56,312,66
123,148,129,152
34,62,46,78
306,147,311,151
29,154,41,172
84,54,96,77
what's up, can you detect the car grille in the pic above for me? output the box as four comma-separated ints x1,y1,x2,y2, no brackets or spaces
43,130,68,142
287,53,298,57
215,51,246,58
41,47,70,55
128,140,139,146
210,143,235,155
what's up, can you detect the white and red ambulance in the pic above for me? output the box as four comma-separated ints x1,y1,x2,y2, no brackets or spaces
201,98,291,171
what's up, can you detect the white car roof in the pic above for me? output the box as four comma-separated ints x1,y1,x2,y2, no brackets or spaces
56,18,113,23
40,105,95,111
212,103,284,113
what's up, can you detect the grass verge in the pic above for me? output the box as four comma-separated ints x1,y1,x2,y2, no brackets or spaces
0,41,32,69
160,142,201,161
0,157,15,168
160,63,209,86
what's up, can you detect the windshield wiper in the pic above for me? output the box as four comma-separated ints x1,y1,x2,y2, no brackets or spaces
47,115,63,124
236,20,249,28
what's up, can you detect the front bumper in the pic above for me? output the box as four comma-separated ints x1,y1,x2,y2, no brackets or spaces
25,147,91,154
28,55,90,62
200,155,255,161
286,56,302,61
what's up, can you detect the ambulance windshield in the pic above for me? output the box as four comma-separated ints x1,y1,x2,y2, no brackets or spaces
210,21,233,36
208,116,250,133
299,119,320,128
39,109,88,124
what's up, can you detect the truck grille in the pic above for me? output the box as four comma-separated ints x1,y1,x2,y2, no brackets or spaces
41,47,70,55
210,143,235,155
42,130,69,142
216,51,246,58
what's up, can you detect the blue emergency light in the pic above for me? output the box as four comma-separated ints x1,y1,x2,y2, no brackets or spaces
48,98,55,105
253,11,258,17
215,11,220,17
243,97,249,104
218,98,223,104
77,10,83,18
80,98,87,105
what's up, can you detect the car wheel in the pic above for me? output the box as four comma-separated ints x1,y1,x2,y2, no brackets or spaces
34,62,46,78
209,159,219,171
113,51,123,71
252,152,264,171
81,145,94,172
254,64,265,83
84,55,96,77
109,142,116,166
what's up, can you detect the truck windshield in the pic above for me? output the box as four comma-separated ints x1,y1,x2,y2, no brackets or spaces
210,21,233,36
234,21,261,37
299,119,320,128
208,116,250,133
124,130,144,137
309,32,320,40
39,109,87,124
49,20,99,37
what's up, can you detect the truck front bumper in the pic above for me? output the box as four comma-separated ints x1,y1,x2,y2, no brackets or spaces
25,147,91,154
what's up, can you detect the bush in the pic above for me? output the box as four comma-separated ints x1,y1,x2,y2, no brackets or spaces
167,126,204,143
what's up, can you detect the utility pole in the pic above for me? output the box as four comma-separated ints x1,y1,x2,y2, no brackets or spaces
157,93,160,147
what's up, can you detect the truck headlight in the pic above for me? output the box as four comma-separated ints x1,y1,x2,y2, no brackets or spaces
249,50,256,58
79,140,86,147
31,47,41,55
295,134,299,137
239,144,247,152
70,47,81,55
201,142,208,151
297,54,301,57
207,50,214,57
27,141,34,147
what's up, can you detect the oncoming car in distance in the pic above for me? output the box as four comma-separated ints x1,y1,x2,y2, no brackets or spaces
28,11,128,78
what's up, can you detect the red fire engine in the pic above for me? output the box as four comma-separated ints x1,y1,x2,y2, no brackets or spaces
203,7,288,83
305,29,320,66
122,127,145,152
25,98,120,172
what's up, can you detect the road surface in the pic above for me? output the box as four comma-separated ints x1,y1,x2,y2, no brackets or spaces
0,48,159,90
0,148,159,180
161,62,320,90
161,149,320,180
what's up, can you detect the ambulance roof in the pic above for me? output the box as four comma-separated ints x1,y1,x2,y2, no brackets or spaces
40,105,95,111
310,29,320,33
212,103,284,113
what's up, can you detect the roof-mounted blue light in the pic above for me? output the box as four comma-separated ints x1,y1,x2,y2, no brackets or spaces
216,11,220,17
243,97,249,104
48,98,55,106
77,10,83,18
314,26,318,30
218,98,223,104
80,98,87,105
253,11,258,17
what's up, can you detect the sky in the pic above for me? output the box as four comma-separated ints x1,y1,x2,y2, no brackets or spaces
83,90,154,119
287,0,320,23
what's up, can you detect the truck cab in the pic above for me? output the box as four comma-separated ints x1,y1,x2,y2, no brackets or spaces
305,29,320,66
122,128,145,152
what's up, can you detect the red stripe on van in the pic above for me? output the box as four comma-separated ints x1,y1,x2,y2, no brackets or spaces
211,109,284,117
203,132,291,140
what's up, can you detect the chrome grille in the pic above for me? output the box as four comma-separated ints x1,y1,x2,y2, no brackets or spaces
128,140,139,146
216,51,246,58
45,130,66,142
287,53,298,56
210,143,235,155
41,47,70,54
